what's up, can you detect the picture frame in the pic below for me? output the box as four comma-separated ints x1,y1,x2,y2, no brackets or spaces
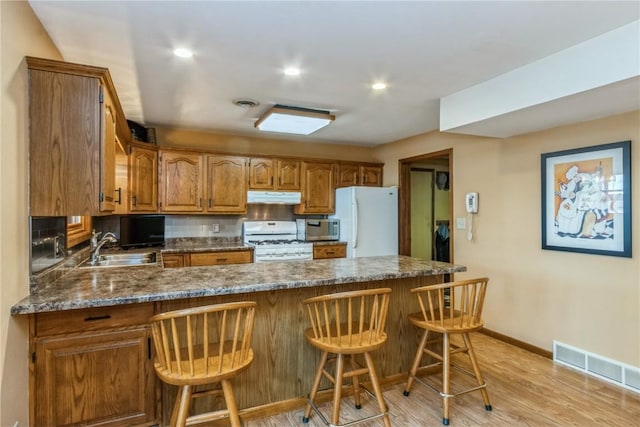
435,171,449,190
541,140,631,257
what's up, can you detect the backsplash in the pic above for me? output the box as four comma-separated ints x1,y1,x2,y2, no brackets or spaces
164,205,302,238
31,217,66,274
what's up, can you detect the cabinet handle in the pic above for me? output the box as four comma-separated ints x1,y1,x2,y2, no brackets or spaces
84,314,111,322
216,258,228,262
115,187,122,205
270,177,274,186
279,177,282,186
198,198,202,208
208,198,212,208
132,194,137,207
326,251,334,255
148,337,152,360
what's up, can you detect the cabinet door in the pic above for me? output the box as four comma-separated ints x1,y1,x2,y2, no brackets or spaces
99,86,117,213
275,159,301,190
130,146,158,212
159,151,204,212
336,164,361,188
29,69,101,216
361,165,383,187
206,155,248,213
34,327,155,427
248,158,274,189
295,161,335,214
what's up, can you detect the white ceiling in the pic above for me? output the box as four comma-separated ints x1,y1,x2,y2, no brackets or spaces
28,1,640,147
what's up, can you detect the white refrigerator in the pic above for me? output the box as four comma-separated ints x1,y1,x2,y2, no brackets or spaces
330,186,398,258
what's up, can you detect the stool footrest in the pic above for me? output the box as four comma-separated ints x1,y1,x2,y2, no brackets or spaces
410,363,488,398
305,389,389,427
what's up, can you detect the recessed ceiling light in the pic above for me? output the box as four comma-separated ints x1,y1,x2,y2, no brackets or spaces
284,67,301,76
173,48,193,58
372,82,387,90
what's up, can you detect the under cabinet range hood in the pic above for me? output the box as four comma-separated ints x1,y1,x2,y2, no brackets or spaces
247,191,302,205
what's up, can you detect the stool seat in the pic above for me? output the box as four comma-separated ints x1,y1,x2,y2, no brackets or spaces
403,278,492,425
302,288,392,427
150,301,256,427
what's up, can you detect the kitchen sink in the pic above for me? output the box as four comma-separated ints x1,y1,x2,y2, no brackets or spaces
79,252,157,268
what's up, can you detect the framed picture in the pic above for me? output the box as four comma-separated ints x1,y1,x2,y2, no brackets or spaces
541,140,631,257
435,171,449,190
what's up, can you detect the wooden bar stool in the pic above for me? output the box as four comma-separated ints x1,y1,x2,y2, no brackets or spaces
403,278,492,425
150,301,257,427
302,288,392,427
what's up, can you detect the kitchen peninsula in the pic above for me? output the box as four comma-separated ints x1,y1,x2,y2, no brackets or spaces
13,255,465,425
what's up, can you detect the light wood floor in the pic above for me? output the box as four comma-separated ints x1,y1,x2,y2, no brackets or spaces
244,333,640,426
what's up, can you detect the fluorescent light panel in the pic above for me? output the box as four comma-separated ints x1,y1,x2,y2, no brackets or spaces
255,105,335,135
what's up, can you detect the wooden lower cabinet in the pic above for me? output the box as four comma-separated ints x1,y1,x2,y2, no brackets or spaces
31,304,157,427
313,243,347,259
162,249,253,267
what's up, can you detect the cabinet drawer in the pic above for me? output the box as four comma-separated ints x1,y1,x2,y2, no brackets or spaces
189,250,252,266
162,253,185,268
35,303,154,336
313,244,346,259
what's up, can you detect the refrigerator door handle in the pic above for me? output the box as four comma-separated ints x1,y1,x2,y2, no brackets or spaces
353,198,358,248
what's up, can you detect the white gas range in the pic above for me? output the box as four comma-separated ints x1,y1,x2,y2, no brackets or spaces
243,221,313,263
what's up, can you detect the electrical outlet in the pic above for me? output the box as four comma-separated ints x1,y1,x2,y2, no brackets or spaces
212,223,220,233
456,217,466,230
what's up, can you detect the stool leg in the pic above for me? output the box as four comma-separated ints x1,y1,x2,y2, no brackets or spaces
348,355,362,409
462,333,492,411
404,328,429,396
331,353,346,426
442,332,451,425
363,352,390,427
169,387,181,427
175,385,192,427
221,379,242,427
303,350,329,423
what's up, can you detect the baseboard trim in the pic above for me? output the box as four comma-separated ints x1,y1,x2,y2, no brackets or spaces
481,328,552,359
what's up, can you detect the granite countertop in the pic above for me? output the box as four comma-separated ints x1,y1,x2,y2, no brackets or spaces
311,241,347,246
162,237,252,254
12,255,465,315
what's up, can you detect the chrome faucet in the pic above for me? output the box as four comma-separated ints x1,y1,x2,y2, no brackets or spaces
90,231,117,265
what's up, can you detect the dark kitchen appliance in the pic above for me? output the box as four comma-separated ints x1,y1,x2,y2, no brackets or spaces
119,215,165,248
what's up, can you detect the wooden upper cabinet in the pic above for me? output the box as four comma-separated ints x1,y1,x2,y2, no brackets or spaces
27,57,130,216
100,88,117,212
129,145,158,212
159,151,204,212
336,163,383,188
248,158,273,189
276,159,301,190
249,158,300,190
294,161,335,214
360,165,383,186
205,155,248,213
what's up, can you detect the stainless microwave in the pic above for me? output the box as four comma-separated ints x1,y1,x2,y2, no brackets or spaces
296,219,340,241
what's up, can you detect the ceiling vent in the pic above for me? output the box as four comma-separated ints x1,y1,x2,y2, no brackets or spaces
233,98,259,108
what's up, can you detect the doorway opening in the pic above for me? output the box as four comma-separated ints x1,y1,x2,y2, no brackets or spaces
399,149,452,263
